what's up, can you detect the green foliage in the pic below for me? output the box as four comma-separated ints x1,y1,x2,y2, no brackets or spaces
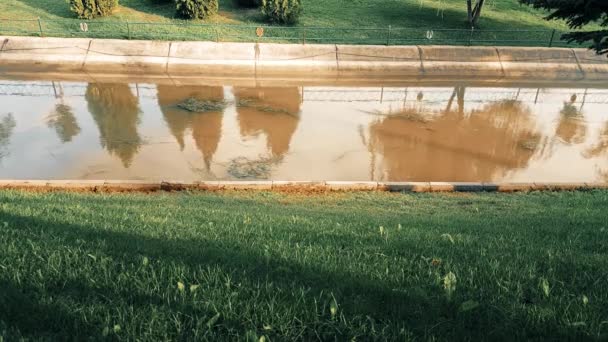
69,0,118,19
261,0,302,24
175,0,219,20
235,0,261,8
520,0,608,55
2,0,592,47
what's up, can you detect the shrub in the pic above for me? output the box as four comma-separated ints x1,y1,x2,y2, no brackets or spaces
175,0,219,19
235,0,261,7
261,0,302,24
70,0,118,19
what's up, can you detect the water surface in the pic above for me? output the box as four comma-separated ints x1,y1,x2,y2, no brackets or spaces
1,80,607,182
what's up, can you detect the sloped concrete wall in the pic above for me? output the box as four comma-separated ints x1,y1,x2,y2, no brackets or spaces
168,41,257,76
0,36,90,72
85,39,170,74
419,46,503,77
1,36,607,81
497,47,584,79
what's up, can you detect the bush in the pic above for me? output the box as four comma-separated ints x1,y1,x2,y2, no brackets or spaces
261,0,302,24
235,0,261,7
70,0,118,19
175,0,219,19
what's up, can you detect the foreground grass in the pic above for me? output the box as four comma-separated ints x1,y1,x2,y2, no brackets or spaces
0,190,607,340
0,0,596,46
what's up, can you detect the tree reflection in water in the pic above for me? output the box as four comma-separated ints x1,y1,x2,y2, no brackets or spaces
157,86,224,171
86,83,142,168
555,94,587,145
0,113,16,162
47,103,81,143
585,123,608,158
369,89,544,182
233,87,301,160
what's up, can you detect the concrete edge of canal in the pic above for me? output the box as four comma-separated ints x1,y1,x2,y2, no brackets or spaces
1,36,608,83
0,180,607,193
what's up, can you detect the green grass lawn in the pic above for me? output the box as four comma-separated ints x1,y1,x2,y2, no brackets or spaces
0,0,595,46
1,190,607,340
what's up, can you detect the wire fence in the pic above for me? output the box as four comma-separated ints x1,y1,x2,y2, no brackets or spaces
2,81,607,105
0,18,576,48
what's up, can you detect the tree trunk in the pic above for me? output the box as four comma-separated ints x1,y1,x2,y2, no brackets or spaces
467,0,473,26
472,0,485,26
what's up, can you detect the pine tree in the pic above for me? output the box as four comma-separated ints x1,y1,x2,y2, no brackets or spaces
520,0,607,55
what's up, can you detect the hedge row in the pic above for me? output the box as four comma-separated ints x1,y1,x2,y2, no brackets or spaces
70,0,119,19
70,0,302,23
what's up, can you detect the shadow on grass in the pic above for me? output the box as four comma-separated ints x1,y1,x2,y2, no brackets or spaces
0,208,485,340
296,0,502,29
0,201,594,341
118,0,263,22
14,0,73,18
371,1,557,31
118,0,177,20
0,280,94,340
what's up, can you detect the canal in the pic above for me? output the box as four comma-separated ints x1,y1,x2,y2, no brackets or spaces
1,79,607,182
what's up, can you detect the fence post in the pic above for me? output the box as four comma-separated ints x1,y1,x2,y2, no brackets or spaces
386,25,392,46
215,27,219,43
37,18,44,37
548,29,556,47
126,21,131,40
468,27,474,46
302,29,306,45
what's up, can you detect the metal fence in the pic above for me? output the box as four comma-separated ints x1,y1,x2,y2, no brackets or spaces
0,18,575,47
3,82,607,105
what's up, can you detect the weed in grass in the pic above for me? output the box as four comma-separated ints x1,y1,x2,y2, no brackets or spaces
540,277,550,298
443,271,457,300
458,300,479,313
441,233,455,244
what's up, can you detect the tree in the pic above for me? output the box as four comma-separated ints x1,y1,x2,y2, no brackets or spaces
520,0,608,55
175,0,218,20
466,0,486,27
70,0,118,19
261,0,303,24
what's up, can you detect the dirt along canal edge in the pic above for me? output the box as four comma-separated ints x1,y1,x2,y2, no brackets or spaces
0,180,607,193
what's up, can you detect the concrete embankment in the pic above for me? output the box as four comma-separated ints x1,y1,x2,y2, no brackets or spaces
1,36,607,84
0,180,607,193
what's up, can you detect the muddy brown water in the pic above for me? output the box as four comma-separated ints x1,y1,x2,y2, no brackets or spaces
1,79,607,182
